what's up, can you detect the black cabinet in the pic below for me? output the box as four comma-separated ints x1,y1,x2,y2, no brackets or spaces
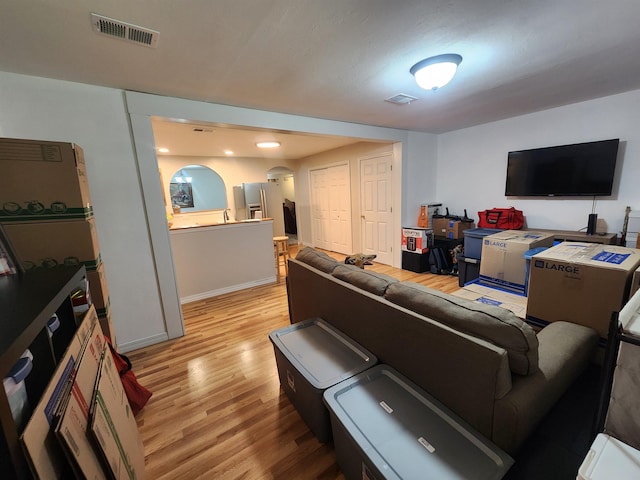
0,266,86,479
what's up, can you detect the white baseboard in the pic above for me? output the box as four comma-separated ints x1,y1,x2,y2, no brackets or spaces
179,277,277,304
117,332,169,353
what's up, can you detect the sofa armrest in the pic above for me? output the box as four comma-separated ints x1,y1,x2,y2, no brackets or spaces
492,321,598,455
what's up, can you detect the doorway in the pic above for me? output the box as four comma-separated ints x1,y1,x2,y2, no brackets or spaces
309,164,352,255
267,166,297,244
360,153,393,265
126,90,404,343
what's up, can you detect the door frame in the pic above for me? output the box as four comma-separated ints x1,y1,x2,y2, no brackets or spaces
125,91,405,343
358,152,394,265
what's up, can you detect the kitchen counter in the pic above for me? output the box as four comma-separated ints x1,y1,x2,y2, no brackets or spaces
169,218,272,230
169,219,276,303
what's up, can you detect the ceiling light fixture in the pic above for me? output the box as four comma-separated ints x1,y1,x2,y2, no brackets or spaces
224,150,234,155
256,141,280,149
157,147,169,153
410,54,462,90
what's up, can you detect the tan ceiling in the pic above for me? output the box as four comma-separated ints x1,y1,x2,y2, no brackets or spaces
2,1,640,156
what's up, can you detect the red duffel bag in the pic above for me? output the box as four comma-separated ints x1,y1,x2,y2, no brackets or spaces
477,207,524,229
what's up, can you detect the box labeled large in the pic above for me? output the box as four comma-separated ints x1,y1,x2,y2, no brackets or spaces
527,242,640,338
0,138,92,222
479,230,554,294
463,228,503,260
323,364,513,480
432,218,474,239
401,227,433,253
269,318,376,443
2,219,101,271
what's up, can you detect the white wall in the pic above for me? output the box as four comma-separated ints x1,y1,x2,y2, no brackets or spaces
437,90,640,234
0,71,167,350
404,131,439,227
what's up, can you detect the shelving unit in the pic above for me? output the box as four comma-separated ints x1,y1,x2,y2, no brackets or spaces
0,266,86,479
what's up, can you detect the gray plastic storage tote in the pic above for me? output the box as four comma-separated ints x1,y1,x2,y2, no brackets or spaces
323,364,513,479
269,317,377,442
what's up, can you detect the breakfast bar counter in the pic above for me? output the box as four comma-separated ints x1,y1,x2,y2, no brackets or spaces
169,219,276,303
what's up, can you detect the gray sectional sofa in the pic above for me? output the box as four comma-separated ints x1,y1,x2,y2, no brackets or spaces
286,247,599,455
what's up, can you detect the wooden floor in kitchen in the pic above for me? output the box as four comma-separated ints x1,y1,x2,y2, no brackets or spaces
127,246,599,479
127,246,460,479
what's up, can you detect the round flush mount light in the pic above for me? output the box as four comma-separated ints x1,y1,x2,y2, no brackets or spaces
157,147,169,153
410,53,462,90
256,141,281,149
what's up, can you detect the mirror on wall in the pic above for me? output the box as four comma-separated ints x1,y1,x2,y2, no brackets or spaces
169,165,227,213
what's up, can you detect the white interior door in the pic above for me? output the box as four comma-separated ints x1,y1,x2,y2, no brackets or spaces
310,168,330,250
360,154,393,265
329,164,352,254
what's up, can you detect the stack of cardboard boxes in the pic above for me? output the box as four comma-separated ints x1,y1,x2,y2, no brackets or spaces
0,138,113,342
22,307,144,479
432,216,475,240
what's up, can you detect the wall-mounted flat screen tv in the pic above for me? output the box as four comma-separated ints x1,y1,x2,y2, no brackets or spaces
505,138,620,197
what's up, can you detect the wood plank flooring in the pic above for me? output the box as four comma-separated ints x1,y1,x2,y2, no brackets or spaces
128,247,459,479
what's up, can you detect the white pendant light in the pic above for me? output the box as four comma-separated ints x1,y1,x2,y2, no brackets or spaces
410,54,462,90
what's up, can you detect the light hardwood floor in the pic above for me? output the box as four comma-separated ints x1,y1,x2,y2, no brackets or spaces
128,247,460,479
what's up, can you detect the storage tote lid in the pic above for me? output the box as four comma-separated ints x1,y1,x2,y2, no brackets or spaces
464,228,504,239
269,318,377,389
578,434,640,480
323,364,513,480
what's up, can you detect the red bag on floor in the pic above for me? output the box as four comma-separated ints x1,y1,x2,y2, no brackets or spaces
477,207,524,229
106,337,152,415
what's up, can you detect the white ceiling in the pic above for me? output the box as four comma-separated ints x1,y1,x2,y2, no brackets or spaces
2,1,640,157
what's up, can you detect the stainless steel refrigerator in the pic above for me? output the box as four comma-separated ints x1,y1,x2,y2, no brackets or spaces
233,182,285,237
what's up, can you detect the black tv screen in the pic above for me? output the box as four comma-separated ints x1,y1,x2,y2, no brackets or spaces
505,138,619,197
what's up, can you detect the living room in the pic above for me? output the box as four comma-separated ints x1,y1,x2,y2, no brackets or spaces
2,2,640,478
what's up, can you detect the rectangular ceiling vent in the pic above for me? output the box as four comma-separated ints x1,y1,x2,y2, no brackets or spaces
91,13,159,48
385,93,418,105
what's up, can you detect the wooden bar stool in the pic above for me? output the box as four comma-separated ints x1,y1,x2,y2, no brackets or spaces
273,236,290,275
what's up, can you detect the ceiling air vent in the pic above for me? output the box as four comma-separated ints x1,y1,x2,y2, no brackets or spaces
385,93,418,105
91,13,159,48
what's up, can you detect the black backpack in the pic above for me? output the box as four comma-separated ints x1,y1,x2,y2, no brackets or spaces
429,247,453,274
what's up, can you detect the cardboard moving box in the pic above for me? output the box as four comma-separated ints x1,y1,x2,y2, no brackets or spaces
479,230,555,294
0,138,92,222
90,343,145,480
401,227,433,253
432,218,474,239
527,242,640,338
2,218,101,271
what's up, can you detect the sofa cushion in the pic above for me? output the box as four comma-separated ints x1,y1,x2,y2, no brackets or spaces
332,264,398,296
385,282,539,375
295,247,339,273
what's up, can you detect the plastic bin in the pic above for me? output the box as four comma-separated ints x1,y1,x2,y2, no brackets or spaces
269,318,377,442
523,247,549,296
323,364,513,480
47,314,60,337
464,228,503,260
578,433,640,479
3,352,33,431
458,255,481,287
